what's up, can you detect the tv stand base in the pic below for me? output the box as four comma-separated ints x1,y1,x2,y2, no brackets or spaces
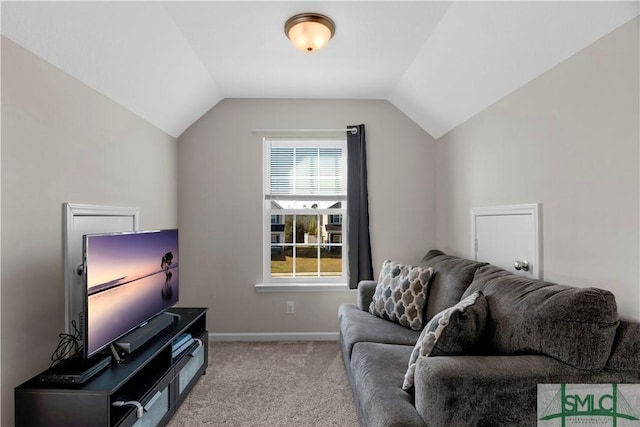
110,343,122,363
115,311,176,355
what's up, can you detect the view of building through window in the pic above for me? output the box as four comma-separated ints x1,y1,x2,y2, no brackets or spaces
270,208,343,277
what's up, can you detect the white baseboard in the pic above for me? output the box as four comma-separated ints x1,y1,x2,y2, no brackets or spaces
209,332,339,342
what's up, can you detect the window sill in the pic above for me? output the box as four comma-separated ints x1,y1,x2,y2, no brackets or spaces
255,283,351,292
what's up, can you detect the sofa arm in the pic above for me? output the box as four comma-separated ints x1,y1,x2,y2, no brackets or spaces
357,280,378,311
413,354,630,427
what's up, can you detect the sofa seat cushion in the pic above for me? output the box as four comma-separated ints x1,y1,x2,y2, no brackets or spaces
350,342,426,427
419,250,488,322
369,260,434,330
464,265,619,370
338,304,421,359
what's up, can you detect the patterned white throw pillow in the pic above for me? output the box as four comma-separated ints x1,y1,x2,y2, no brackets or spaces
402,290,487,391
369,260,434,331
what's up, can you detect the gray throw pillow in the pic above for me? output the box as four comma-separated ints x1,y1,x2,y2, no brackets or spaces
402,290,487,391
369,260,434,331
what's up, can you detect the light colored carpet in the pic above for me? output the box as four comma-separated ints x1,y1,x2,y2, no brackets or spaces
167,341,360,427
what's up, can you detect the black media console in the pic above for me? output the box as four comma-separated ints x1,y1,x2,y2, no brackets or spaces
15,307,208,427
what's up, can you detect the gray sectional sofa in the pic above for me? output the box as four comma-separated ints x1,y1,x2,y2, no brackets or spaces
338,249,640,427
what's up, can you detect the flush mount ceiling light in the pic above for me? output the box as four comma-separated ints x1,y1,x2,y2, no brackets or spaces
284,13,335,53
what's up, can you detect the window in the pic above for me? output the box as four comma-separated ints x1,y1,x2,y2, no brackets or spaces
263,138,347,283
328,214,342,224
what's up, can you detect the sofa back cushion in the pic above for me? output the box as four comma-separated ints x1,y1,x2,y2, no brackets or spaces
419,250,488,322
463,265,619,370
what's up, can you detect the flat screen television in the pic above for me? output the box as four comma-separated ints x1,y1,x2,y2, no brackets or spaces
82,229,179,358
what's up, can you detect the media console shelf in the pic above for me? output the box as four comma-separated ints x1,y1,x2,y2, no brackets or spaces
15,307,208,427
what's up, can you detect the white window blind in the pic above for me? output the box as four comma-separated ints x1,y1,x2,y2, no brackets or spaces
268,144,345,199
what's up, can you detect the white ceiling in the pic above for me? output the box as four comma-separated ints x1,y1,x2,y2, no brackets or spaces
2,1,638,139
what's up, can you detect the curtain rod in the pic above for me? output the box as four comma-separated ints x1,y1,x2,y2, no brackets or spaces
252,127,358,134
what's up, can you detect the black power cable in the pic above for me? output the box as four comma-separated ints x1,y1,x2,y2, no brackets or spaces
49,320,82,367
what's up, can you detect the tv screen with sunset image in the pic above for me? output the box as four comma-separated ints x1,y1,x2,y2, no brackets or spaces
83,229,179,357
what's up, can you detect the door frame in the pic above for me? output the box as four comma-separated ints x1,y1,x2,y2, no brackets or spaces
470,203,542,279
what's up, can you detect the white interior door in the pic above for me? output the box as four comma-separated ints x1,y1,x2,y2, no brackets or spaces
64,203,139,334
471,204,541,279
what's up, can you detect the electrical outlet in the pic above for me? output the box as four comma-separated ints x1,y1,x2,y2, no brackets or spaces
286,301,295,314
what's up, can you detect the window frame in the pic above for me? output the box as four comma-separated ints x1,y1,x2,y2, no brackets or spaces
262,137,348,285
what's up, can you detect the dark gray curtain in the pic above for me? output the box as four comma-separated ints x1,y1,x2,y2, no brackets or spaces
347,124,374,289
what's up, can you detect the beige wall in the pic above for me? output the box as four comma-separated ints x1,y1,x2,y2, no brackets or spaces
435,18,640,320
1,37,178,426
177,99,437,334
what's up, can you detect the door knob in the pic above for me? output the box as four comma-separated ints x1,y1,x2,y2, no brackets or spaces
514,260,530,271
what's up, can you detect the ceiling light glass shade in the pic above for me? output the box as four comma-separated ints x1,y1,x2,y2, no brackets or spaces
285,13,335,53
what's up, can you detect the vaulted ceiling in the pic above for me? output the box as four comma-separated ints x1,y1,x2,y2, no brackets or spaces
2,1,638,139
